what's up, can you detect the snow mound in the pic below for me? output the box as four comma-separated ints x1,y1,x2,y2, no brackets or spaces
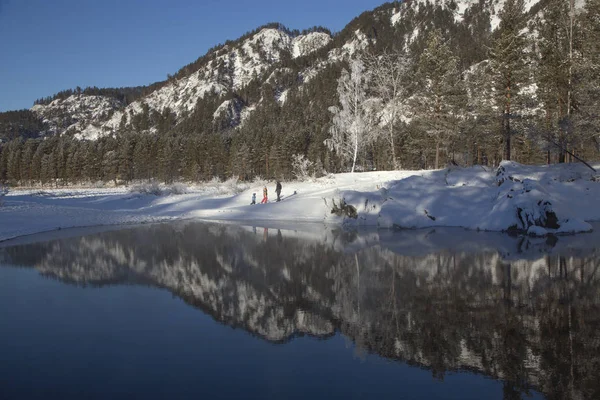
328,162,597,235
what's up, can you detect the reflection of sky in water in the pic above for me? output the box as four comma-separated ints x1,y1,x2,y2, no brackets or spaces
2,221,599,399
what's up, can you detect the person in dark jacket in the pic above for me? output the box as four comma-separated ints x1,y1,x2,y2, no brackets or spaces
275,181,282,202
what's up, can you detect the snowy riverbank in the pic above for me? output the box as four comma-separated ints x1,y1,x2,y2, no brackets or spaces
1,161,599,242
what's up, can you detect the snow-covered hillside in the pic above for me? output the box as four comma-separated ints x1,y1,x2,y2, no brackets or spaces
30,28,333,141
293,32,331,58
31,94,123,136
391,0,542,35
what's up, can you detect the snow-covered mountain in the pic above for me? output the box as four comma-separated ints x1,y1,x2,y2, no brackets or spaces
24,0,549,141
31,28,332,140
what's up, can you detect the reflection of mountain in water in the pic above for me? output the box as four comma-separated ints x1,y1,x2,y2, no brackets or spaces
2,222,600,400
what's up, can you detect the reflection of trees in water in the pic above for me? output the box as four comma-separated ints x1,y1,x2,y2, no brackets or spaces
534,256,600,400
339,249,600,400
2,222,600,399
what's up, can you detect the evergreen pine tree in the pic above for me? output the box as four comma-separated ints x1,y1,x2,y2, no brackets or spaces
573,0,600,158
30,140,46,184
0,143,6,183
117,134,136,184
412,29,466,169
19,139,36,186
40,153,56,186
6,139,22,184
489,0,530,161
536,0,577,162
133,135,152,181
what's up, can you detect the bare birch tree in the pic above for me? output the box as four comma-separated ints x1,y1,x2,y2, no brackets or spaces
326,59,378,173
364,50,410,169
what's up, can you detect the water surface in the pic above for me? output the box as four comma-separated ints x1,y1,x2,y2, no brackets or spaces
1,221,599,399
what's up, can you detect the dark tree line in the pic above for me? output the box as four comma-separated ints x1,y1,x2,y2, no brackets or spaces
0,110,47,141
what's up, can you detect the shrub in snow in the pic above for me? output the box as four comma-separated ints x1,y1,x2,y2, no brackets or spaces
216,176,246,195
129,181,189,196
291,154,314,181
224,176,240,192
130,181,163,196
200,176,255,196
167,183,189,195
329,198,358,219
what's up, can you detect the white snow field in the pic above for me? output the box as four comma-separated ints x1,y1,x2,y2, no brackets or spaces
1,161,599,242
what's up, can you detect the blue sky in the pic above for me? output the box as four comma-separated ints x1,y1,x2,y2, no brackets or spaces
0,0,386,112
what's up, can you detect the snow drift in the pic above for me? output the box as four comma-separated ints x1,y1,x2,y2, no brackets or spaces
1,162,598,242
327,161,597,235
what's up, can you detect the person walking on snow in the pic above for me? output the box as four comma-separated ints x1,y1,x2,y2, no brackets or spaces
250,193,256,205
275,181,282,202
261,186,268,204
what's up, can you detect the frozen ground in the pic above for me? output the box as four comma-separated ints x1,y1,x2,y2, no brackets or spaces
1,161,599,242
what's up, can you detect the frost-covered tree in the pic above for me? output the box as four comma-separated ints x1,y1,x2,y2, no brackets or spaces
489,0,531,161
291,153,314,181
364,50,410,169
326,59,378,173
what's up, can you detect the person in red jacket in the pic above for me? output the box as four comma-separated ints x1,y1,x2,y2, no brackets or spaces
261,186,268,204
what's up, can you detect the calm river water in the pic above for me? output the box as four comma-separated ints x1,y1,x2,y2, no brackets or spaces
1,221,599,399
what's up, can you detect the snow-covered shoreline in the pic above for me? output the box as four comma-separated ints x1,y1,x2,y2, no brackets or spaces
1,161,599,243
